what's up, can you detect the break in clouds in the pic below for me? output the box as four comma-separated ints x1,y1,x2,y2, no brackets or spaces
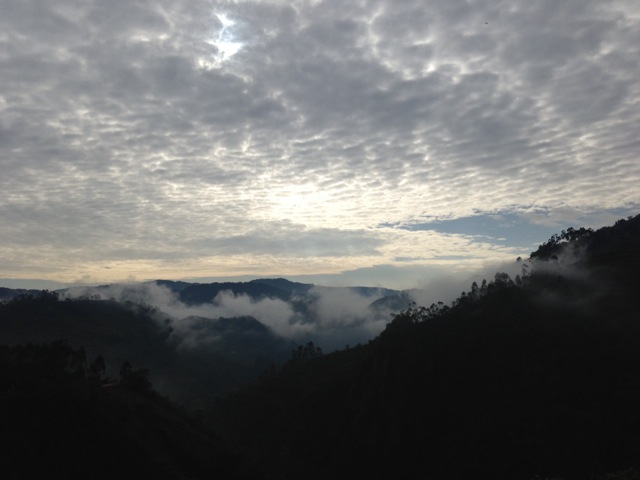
1,0,639,283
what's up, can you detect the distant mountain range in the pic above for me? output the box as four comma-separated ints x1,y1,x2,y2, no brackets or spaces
56,277,399,305
0,276,407,407
0,287,41,302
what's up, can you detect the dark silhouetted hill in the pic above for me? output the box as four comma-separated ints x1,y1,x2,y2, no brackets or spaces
174,277,396,306
0,287,40,301
178,280,295,305
369,290,413,312
0,295,292,408
208,214,640,480
0,342,259,479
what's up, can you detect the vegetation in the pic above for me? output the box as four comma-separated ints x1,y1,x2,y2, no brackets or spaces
287,341,323,365
0,342,256,479
1,214,639,479
0,296,292,408
208,214,640,480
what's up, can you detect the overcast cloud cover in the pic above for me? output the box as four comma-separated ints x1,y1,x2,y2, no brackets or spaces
1,0,639,288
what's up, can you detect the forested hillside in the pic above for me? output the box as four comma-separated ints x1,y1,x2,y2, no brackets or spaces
208,215,640,480
0,295,292,408
1,215,639,479
0,342,258,479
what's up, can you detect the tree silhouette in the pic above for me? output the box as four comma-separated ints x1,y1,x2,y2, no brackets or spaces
88,355,106,381
289,341,323,364
119,361,152,394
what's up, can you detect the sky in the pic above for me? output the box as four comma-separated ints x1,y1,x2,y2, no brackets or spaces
1,0,639,290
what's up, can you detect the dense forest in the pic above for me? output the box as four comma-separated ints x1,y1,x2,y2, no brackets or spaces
1,214,640,479
0,292,294,408
0,341,260,479
208,214,640,480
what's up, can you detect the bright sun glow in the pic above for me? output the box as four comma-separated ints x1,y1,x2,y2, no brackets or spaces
206,13,244,64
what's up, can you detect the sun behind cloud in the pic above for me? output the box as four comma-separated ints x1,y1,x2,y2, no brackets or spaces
203,12,245,66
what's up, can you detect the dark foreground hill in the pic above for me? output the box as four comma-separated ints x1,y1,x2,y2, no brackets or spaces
0,296,292,408
1,215,639,479
0,342,259,480
208,215,640,480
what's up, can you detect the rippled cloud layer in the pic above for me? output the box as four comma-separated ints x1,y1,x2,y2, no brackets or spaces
1,0,639,287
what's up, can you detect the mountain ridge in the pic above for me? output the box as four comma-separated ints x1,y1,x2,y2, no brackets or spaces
1,214,639,479
208,214,640,480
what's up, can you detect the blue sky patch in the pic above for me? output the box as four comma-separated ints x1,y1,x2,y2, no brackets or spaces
391,211,603,251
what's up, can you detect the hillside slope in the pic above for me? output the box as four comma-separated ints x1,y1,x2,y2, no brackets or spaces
0,296,291,407
209,215,640,480
0,342,259,479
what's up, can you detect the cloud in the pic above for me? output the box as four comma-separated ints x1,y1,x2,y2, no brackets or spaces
188,223,384,257
1,0,639,284
207,290,305,338
305,286,380,328
288,285,392,350
58,279,396,351
60,281,303,339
